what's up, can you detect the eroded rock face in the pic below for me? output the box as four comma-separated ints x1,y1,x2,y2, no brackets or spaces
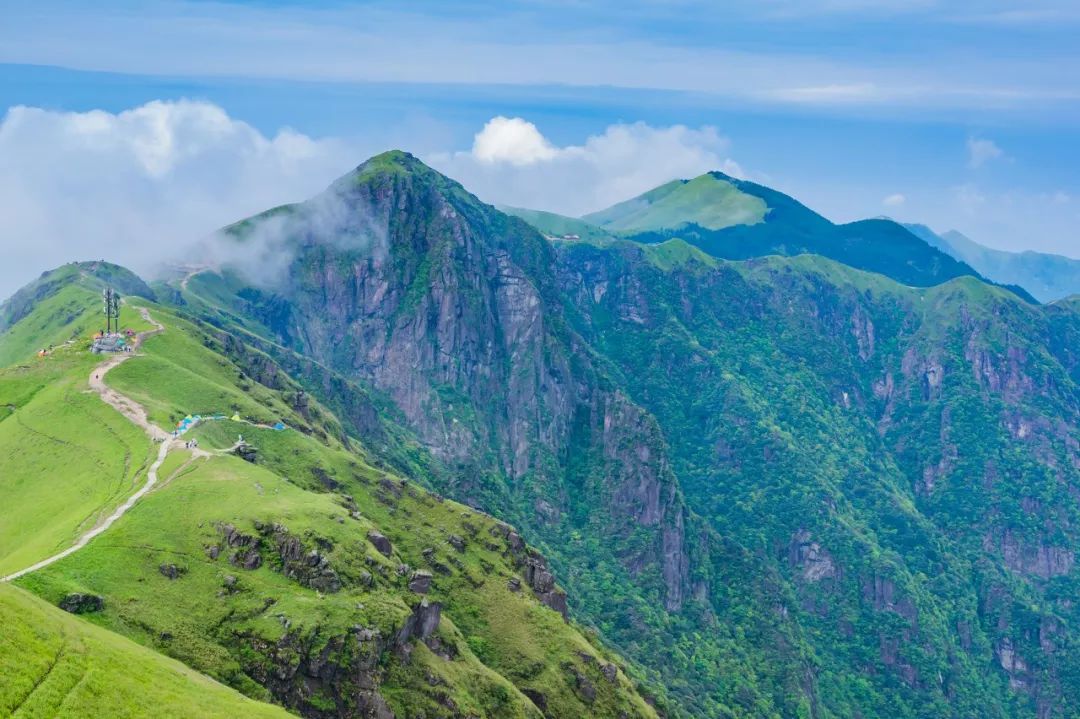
520,550,568,619
236,579,442,719
213,522,344,592
261,156,693,617
598,392,691,610
997,638,1032,693
788,529,838,583
601,663,618,683
245,622,396,719
492,521,571,620
863,575,918,624
266,524,342,593
567,663,597,703
901,348,945,402
851,305,876,361
985,529,1075,579
408,570,432,594
395,599,442,650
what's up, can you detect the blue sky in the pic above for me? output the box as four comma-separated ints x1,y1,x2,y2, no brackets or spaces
0,0,1078,295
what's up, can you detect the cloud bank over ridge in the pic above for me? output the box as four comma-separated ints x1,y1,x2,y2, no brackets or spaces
0,102,740,297
0,99,1075,300
429,116,742,217
0,100,353,297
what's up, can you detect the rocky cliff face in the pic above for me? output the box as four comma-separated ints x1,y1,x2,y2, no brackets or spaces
212,152,694,637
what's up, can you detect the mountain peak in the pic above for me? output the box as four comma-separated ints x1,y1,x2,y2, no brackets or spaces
2,260,154,326
583,172,768,232
355,149,423,174
342,149,449,186
705,169,738,182
329,149,474,208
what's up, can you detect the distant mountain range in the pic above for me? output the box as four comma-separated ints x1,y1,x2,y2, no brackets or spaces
505,171,1039,300
904,223,1080,303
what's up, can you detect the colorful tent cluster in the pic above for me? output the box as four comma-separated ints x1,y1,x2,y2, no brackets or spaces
175,414,201,435
172,412,288,436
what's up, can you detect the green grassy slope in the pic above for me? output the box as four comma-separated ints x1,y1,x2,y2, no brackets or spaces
0,584,291,718
0,284,156,576
499,206,617,243
640,237,720,271
106,309,298,430
0,345,151,576
5,280,658,719
0,283,98,367
583,174,768,232
573,171,1001,292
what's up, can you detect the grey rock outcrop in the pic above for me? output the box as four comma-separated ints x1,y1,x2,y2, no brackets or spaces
159,563,186,580
367,530,393,557
408,570,432,594
59,593,104,614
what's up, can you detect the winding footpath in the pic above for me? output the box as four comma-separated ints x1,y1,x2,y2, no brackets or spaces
2,308,174,583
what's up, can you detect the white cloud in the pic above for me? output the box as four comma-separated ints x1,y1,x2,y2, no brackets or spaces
967,136,1004,168
0,100,355,298
471,117,558,165
0,104,743,297
431,117,738,216
883,193,906,207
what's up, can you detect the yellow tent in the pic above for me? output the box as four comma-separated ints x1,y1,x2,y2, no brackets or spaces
231,414,241,422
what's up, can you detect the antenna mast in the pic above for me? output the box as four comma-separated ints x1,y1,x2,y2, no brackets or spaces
102,287,121,335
